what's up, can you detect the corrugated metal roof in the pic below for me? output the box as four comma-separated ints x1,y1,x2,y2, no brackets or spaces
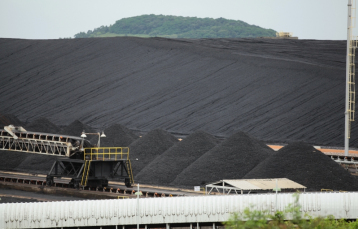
208,178,306,190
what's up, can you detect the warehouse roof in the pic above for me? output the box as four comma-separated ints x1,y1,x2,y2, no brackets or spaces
206,178,306,194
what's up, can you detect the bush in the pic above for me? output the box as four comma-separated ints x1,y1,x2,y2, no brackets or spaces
224,193,358,229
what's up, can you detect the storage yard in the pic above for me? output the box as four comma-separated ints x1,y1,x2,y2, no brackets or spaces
0,37,356,146
1,117,358,195
1,37,358,195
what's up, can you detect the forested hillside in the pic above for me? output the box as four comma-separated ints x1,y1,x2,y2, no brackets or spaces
74,14,276,39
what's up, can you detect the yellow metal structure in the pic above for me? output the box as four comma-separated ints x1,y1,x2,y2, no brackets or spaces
81,147,134,186
81,160,92,186
83,147,130,160
125,160,134,184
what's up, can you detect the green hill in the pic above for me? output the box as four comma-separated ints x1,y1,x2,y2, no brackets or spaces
74,14,276,39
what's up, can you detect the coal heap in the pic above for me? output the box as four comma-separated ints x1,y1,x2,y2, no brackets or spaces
171,131,275,187
61,120,95,137
100,124,138,147
129,129,178,176
135,131,219,185
0,151,30,171
0,113,23,127
15,154,57,173
243,142,358,191
13,117,60,173
25,117,61,134
0,38,353,146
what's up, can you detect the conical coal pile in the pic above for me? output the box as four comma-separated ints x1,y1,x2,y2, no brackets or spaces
0,151,30,171
25,117,61,134
0,113,23,127
129,129,178,176
100,124,138,147
61,120,95,137
15,154,57,174
135,131,219,185
243,142,358,191
171,131,274,187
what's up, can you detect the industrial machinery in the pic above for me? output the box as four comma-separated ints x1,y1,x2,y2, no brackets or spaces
0,125,133,188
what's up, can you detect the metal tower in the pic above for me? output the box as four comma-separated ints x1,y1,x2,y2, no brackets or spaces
345,0,357,156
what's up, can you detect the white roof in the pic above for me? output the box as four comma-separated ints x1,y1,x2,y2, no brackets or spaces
207,178,306,191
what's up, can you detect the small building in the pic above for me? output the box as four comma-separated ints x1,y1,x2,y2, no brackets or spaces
205,178,306,195
275,31,298,39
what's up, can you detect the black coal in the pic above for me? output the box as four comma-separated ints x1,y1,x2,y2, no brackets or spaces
135,131,219,185
100,123,138,147
0,38,354,146
25,117,61,134
171,131,275,187
129,129,178,176
243,142,358,191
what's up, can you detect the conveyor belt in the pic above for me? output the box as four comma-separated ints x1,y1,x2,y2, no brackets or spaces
0,125,87,157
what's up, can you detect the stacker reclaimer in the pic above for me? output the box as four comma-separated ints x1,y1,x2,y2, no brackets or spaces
0,125,134,188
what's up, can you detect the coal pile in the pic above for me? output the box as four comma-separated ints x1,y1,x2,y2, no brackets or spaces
15,154,57,174
0,113,23,127
13,117,61,173
100,124,138,147
171,131,275,187
135,131,219,185
24,117,61,133
0,151,30,171
61,120,95,137
243,142,358,191
0,38,354,146
60,120,99,144
129,129,178,176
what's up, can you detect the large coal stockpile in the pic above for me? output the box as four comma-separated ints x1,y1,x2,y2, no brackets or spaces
135,131,219,185
0,113,23,127
61,120,95,137
243,142,358,191
100,124,138,147
0,38,354,146
61,120,100,145
25,117,61,133
129,129,178,176
13,118,62,173
0,118,67,173
171,131,275,187
0,151,30,171
0,116,59,173
15,154,58,174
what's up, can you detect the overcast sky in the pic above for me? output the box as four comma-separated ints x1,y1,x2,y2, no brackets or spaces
0,0,355,40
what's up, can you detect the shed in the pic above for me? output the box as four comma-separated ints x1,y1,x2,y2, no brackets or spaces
205,178,306,194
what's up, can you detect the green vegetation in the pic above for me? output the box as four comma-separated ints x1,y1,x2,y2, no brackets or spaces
224,193,358,229
74,14,276,39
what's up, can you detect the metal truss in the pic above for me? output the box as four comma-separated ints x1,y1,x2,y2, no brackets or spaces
0,136,71,156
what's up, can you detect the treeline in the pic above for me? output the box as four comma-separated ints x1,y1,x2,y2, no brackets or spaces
74,14,276,39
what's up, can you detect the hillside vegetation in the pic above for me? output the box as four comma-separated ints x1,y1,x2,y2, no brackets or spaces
74,14,276,39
